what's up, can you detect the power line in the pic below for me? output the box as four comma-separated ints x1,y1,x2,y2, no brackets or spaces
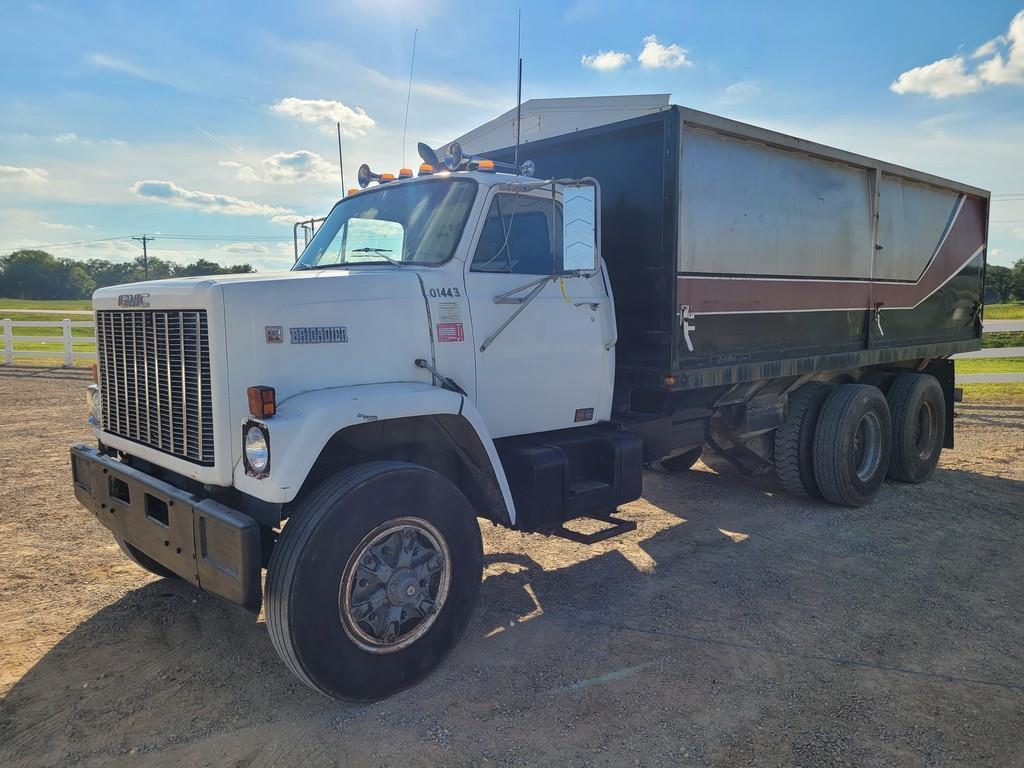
1,233,293,251
156,234,292,241
2,235,135,251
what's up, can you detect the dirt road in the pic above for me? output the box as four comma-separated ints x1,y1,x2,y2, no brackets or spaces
1,366,1023,767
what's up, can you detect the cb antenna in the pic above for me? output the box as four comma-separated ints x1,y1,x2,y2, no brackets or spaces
336,121,345,195
402,28,419,169
514,10,523,170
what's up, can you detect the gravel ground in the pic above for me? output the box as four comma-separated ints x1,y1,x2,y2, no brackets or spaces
1,366,1023,768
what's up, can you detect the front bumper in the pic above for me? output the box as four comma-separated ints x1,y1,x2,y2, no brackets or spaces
70,444,262,611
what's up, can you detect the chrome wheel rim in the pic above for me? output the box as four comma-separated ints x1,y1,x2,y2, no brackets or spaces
339,517,451,654
852,411,883,482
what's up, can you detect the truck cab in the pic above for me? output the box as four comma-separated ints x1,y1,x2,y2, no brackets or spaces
71,161,642,701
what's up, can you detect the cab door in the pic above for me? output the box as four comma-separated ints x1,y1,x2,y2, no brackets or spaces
463,188,613,439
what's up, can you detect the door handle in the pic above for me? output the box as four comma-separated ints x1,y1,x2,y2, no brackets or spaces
574,301,601,310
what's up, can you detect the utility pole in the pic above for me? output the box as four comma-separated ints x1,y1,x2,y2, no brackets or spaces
132,235,154,280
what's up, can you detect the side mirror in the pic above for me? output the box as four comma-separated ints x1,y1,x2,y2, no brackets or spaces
559,180,599,273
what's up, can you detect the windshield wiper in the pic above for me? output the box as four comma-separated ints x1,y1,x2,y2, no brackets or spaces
349,247,402,267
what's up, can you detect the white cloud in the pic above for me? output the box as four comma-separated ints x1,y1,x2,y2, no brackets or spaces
219,242,272,255
638,35,692,69
581,50,631,71
54,132,78,144
131,180,295,219
270,97,375,137
976,11,1024,85
217,151,337,185
890,56,982,98
0,165,48,184
218,160,260,183
972,37,1006,59
263,150,337,184
103,138,128,146
271,213,316,226
40,221,76,230
721,80,761,103
892,11,1024,98
86,52,172,87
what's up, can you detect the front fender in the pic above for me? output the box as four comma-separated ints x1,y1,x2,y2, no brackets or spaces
232,382,517,522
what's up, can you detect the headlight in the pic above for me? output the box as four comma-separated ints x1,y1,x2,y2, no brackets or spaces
86,384,101,427
243,423,270,476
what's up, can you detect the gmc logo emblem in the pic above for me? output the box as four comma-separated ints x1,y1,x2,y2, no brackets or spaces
117,293,150,308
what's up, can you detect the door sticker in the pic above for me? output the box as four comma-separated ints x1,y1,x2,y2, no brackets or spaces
437,301,461,323
436,323,465,342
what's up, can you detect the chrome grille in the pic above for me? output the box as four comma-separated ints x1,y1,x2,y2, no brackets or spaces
96,310,214,465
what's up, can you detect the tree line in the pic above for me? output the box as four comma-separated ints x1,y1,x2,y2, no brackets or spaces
0,249,255,300
986,263,1024,304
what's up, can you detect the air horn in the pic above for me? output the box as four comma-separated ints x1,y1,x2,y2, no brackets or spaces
417,141,535,177
357,164,387,188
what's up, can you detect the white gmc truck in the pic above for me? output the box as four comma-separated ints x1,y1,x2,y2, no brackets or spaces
71,97,988,700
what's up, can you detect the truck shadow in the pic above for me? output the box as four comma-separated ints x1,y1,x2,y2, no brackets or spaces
3,465,1023,765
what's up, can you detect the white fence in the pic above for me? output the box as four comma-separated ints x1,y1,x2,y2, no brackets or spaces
1,317,96,367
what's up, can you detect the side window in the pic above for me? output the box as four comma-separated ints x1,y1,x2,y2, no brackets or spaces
471,194,563,274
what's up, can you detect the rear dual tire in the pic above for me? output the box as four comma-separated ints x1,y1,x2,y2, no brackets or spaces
886,373,945,483
774,381,835,498
813,384,893,507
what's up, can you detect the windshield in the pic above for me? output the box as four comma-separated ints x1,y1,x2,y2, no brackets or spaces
294,178,477,269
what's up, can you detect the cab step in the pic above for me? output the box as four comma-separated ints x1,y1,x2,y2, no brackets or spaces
495,424,643,534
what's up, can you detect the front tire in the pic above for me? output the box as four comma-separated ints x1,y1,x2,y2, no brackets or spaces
813,384,892,507
265,461,483,701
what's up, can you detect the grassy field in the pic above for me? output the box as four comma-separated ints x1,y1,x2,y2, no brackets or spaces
956,357,1024,374
1,298,95,365
985,301,1024,320
983,331,1024,348
0,298,92,311
960,383,1024,402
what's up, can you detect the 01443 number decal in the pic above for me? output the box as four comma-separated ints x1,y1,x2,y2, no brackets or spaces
428,287,461,298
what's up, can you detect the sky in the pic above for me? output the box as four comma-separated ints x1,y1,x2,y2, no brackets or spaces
1,0,1023,272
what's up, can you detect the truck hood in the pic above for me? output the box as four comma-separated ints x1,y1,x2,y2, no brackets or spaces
92,267,436,484
92,268,368,309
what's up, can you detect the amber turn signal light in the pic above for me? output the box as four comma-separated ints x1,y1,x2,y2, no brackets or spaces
247,386,277,418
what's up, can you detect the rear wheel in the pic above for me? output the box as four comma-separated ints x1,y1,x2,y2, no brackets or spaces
116,536,178,579
659,446,703,473
886,373,945,483
813,384,892,507
773,381,834,498
265,461,483,701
